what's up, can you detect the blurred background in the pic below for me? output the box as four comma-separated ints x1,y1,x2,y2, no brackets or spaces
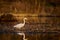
0,0,60,40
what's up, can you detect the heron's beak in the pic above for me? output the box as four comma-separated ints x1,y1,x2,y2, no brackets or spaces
26,18,28,20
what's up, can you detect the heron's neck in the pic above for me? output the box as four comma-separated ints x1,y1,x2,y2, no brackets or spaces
23,19,25,24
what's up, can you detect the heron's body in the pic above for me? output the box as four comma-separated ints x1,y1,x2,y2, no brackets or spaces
14,23,25,29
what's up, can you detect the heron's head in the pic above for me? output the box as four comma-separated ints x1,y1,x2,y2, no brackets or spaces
24,18,27,20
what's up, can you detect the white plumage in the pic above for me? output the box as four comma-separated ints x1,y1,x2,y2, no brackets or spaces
14,18,27,29
14,23,25,29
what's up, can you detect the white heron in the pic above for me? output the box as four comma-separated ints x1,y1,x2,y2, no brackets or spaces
13,18,27,40
14,18,27,29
